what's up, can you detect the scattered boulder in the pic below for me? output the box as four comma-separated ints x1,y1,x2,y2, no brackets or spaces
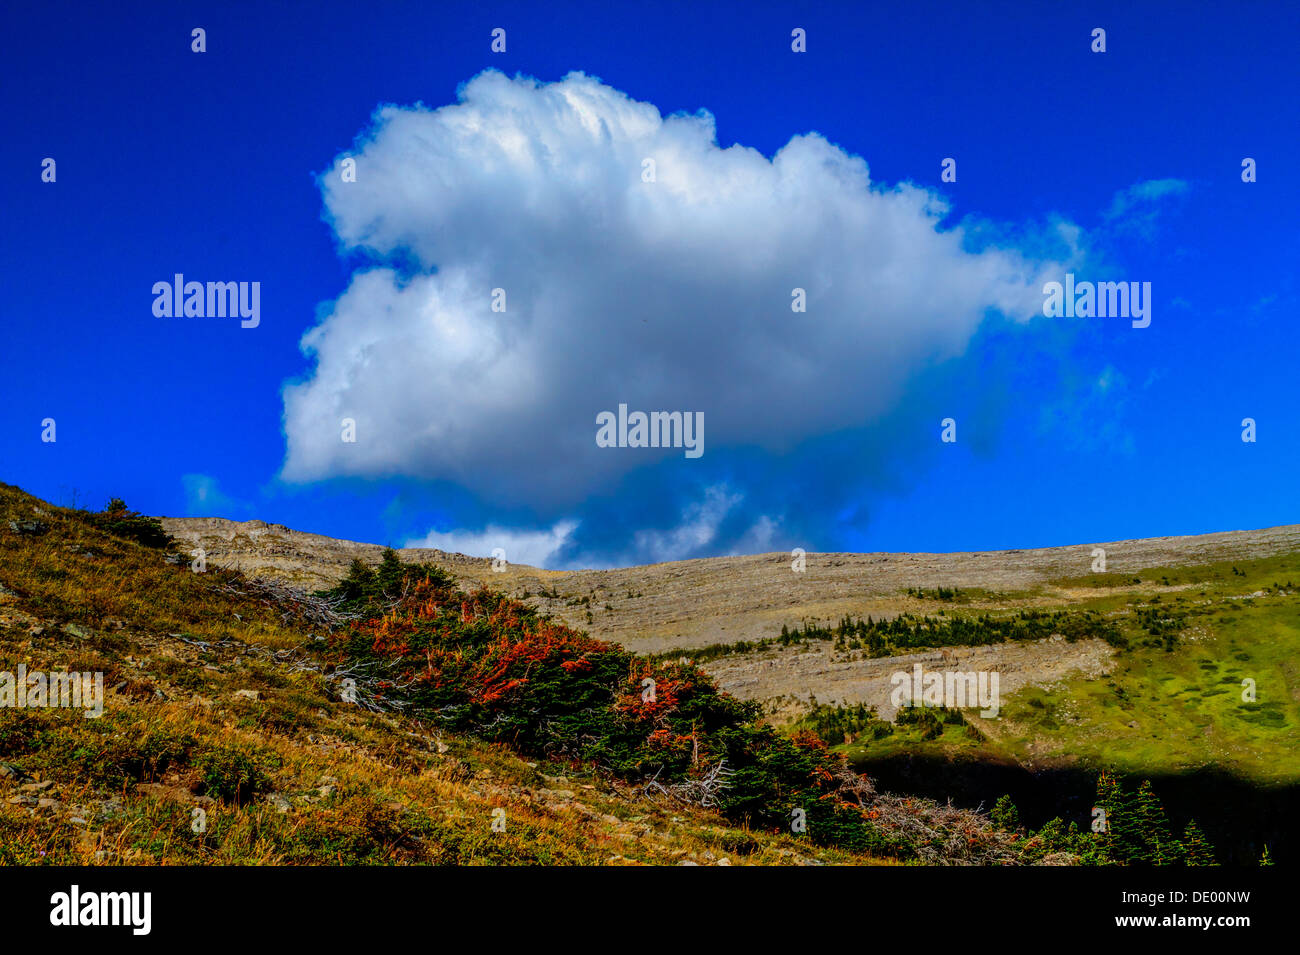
6,519,48,536
0,763,32,783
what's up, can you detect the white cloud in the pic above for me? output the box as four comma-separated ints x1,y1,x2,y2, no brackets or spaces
406,519,578,568
630,484,740,564
1103,178,1189,220
1101,178,1189,240
282,70,1073,507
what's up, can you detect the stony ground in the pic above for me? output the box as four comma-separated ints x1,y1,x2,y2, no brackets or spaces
709,635,1117,725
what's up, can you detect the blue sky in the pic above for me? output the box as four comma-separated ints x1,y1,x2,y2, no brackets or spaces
3,1,1297,568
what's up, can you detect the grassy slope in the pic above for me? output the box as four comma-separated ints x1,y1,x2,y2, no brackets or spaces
7,479,1291,864
994,558,1300,781
0,483,881,866
825,554,1300,784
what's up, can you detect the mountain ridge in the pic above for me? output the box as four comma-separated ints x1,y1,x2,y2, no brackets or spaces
162,515,1300,654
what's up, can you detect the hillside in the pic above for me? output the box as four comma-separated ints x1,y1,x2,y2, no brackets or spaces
0,486,886,865
7,483,1073,866
4,485,1294,865
163,514,1300,731
162,515,1300,653
160,510,1300,864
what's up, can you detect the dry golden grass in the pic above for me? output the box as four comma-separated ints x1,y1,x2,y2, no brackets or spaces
0,483,884,866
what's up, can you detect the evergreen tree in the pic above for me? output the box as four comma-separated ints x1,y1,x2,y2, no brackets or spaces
1133,779,1178,865
90,497,172,549
1180,820,1216,866
376,547,406,596
991,794,1020,831
1094,771,1142,864
336,557,377,604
